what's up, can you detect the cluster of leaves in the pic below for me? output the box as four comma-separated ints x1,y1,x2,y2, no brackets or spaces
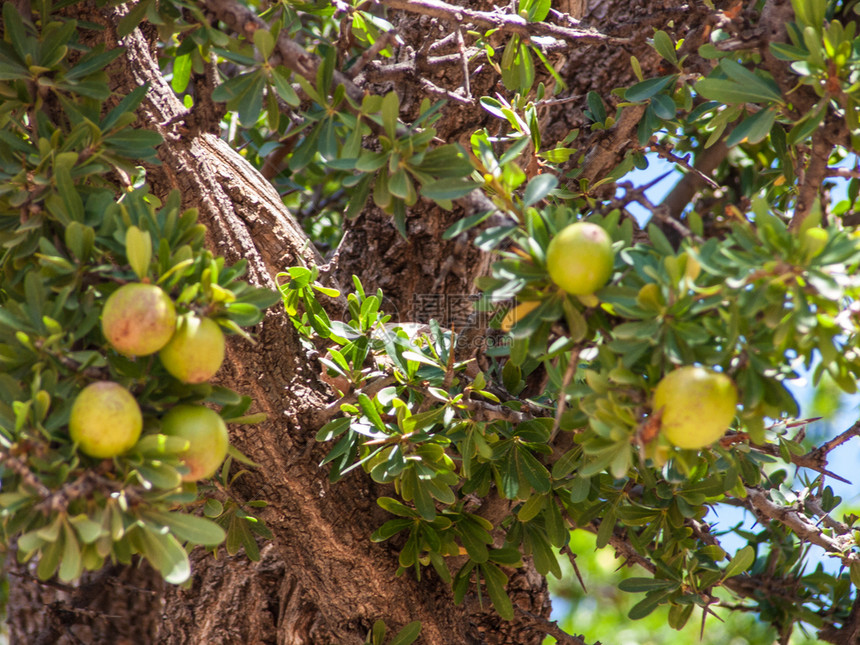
620,0,860,202
291,171,860,626
273,3,860,632
0,4,278,585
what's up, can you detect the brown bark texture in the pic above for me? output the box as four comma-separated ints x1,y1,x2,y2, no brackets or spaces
5,0,730,644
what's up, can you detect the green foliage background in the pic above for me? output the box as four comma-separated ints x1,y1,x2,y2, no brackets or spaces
6,0,860,642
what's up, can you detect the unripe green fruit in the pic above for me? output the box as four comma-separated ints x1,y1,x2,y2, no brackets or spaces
801,226,828,261
69,381,142,458
653,366,738,450
102,283,176,356
546,222,614,295
159,316,225,384
160,405,229,481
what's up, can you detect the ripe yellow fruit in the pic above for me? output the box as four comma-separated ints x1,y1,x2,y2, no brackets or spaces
159,316,225,384
69,381,142,458
546,222,614,295
653,366,738,449
160,405,229,481
101,283,176,356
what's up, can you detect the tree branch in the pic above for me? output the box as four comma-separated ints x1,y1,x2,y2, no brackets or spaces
790,130,831,230
514,606,595,645
744,486,860,566
379,0,628,45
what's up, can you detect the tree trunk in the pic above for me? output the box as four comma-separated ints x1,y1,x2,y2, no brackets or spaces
5,0,715,643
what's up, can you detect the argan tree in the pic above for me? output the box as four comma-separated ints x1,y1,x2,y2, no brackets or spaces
3,0,860,644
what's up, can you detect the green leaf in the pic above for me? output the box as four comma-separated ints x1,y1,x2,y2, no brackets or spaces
517,494,545,522
480,562,513,620
69,515,104,544
58,522,82,582
525,0,550,21
628,590,674,620
722,545,755,579
172,54,192,93
371,620,386,645
65,221,95,261
388,621,422,645
126,225,152,280
788,103,826,144
408,470,436,521
212,71,266,126
850,561,860,588
586,90,606,123
725,108,777,147
357,392,387,433
443,210,492,239
36,535,62,580
650,93,676,120
271,66,300,106
253,29,275,60
370,518,413,542
458,518,491,563
65,47,124,81
388,168,411,200
377,497,419,518
718,59,781,101
54,152,84,222
382,91,400,138
145,511,227,546
625,75,677,102
523,174,558,206
618,577,679,593
652,31,678,66
204,499,224,517
140,527,191,584
769,42,809,61
516,446,551,494
695,61,782,104
421,178,477,201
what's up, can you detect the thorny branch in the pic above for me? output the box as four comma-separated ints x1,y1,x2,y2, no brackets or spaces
743,486,860,567
514,606,594,645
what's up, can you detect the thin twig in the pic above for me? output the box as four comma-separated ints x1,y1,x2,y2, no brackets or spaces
660,139,729,222
456,27,471,100
551,347,580,442
314,375,398,425
649,139,720,189
348,31,398,75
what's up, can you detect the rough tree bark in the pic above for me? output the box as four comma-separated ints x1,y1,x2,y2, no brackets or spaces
6,0,728,643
